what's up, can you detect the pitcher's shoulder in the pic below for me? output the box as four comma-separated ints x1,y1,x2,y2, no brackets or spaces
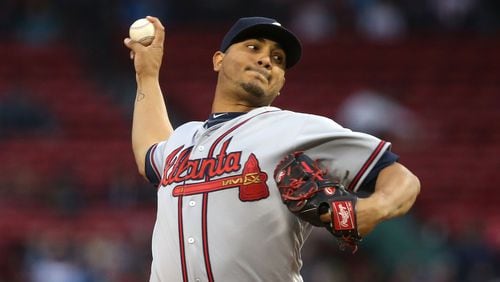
266,109,342,127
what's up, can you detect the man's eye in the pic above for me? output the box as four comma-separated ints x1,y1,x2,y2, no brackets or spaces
273,55,284,64
247,45,257,50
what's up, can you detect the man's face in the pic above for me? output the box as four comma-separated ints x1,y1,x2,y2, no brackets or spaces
214,38,287,106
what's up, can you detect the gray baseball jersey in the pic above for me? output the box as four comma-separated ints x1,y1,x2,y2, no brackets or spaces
145,106,391,282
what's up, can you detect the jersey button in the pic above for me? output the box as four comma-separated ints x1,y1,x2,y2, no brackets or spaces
198,145,204,151
195,279,201,282
189,201,196,207
187,237,195,244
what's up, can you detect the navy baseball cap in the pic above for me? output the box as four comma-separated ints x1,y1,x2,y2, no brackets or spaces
220,17,302,69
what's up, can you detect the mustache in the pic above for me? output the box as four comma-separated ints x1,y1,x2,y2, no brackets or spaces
245,67,270,80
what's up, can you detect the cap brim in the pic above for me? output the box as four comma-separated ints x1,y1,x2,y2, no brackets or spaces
229,24,302,69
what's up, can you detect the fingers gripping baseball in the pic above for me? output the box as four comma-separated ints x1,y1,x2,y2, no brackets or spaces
124,16,165,78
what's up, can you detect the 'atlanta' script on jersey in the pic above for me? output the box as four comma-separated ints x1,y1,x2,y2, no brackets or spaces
160,139,270,201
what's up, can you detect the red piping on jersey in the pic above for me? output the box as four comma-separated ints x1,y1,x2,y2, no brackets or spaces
201,110,278,282
348,141,386,191
178,196,188,282
201,194,213,281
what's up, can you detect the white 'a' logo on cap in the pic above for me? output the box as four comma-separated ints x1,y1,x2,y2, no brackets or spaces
272,22,282,26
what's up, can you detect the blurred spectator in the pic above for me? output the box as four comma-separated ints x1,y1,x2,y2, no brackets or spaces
428,0,480,31
117,0,170,26
0,87,57,138
82,234,132,281
21,227,153,281
290,0,336,42
366,216,457,282
15,0,62,45
356,0,407,41
301,228,385,281
336,87,422,147
0,164,44,207
47,167,84,217
25,231,88,282
452,223,499,282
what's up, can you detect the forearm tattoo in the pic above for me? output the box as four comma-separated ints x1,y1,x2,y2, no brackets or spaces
136,91,146,102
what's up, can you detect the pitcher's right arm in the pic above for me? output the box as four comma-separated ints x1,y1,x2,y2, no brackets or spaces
124,16,173,177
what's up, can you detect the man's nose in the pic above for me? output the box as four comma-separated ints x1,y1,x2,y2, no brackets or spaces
257,56,272,69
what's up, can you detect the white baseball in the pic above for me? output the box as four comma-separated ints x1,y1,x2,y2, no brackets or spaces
129,18,155,46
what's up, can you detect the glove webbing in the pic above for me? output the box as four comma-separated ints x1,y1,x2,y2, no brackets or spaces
280,157,326,201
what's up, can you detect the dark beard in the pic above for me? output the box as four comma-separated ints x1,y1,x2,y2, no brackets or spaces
241,82,265,98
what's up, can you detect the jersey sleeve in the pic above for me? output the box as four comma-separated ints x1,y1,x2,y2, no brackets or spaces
295,114,393,192
144,140,171,186
143,121,205,187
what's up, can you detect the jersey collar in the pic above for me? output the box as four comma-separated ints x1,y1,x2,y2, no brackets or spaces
204,112,246,128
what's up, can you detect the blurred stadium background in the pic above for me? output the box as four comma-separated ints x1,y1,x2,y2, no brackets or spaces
1,0,499,281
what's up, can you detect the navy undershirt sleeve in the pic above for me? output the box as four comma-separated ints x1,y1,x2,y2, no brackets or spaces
356,150,399,196
145,144,160,186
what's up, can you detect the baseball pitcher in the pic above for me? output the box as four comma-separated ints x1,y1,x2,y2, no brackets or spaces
124,16,420,282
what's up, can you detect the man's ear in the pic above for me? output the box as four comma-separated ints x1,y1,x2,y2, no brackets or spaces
278,76,286,95
213,51,224,71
